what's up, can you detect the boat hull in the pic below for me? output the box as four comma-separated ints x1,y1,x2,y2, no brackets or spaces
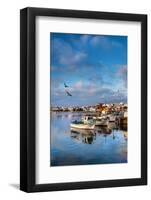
70,123,95,130
95,120,108,126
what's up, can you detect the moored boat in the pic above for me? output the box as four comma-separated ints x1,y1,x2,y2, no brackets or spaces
95,118,108,126
117,111,128,126
70,121,95,130
93,116,108,126
70,116,95,130
81,116,94,124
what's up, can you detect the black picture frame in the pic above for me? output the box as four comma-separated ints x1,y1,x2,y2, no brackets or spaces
20,7,147,192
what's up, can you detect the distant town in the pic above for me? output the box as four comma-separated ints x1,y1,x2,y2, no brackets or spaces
51,102,127,114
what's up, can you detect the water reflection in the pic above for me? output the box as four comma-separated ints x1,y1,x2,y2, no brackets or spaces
69,123,127,144
70,128,96,144
51,112,127,166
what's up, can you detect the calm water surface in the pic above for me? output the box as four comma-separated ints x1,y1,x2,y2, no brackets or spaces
51,112,127,166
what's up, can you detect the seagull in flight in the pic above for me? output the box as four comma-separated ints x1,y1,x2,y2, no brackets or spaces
64,82,69,88
65,90,72,96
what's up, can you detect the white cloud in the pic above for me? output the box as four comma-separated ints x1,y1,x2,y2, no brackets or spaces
116,65,127,88
89,35,123,50
52,38,87,67
80,35,91,44
74,80,83,90
60,52,87,66
90,36,110,48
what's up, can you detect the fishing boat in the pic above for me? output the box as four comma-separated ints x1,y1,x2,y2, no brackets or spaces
107,114,117,122
117,111,128,126
70,121,95,130
93,116,108,126
82,115,108,126
106,112,123,122
70,116,95,130
81,116,94,124
95,118,108,126
107,122,118,130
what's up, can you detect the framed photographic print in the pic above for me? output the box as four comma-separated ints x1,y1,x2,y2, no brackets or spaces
20,7,147,192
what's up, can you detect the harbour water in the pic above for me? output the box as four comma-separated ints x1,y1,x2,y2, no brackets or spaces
50,112,127,166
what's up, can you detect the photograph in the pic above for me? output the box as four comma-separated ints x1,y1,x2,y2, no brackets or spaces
20,7,147,192
50,33,128,167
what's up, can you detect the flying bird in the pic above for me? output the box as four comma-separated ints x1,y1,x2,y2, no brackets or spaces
64,82,69,88
65,90,72,96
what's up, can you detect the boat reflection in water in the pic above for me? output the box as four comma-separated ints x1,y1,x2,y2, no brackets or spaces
70,123,122,144
51,112,127,166
70,128,96,144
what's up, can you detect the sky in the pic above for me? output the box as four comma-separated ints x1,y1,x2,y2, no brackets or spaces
50,33,127,107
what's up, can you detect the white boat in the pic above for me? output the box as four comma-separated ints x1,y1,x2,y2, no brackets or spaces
107,114,116,122
70,116,95,130
95,118,108,126
93,116,108,126
107,122,117,130
70,122,95,130
81,116,94,124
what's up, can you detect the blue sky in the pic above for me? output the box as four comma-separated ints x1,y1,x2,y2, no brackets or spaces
50,33,127,107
